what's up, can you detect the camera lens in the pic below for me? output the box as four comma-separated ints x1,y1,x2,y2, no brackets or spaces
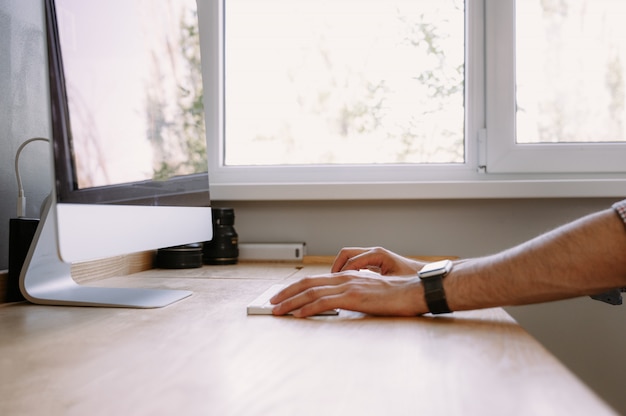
155,243,203,269
203,207,238,265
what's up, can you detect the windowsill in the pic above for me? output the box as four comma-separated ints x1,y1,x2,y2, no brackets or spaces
210,177,626,201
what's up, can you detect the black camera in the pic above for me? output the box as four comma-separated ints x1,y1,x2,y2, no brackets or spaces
203,207,239,265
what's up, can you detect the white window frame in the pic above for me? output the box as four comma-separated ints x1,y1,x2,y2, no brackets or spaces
200,0,626,201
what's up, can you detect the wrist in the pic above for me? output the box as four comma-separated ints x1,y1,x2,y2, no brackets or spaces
410,259,427,274
406,278,430,316
392,257,424,276
443,259,483,312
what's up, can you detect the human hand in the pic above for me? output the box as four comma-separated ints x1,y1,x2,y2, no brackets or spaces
331,246,424,276
270,270,426,318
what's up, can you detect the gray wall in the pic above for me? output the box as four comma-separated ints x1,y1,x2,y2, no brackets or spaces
1,0,52,272
0,1,624,413
215,198,611,258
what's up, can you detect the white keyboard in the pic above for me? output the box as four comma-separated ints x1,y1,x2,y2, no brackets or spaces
246,284,339,316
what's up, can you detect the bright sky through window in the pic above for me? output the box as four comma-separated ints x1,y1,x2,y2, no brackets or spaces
224,0,465,166
516,0,626,144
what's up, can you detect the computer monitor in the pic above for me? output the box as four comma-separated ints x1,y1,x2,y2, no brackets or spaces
19,0,213,307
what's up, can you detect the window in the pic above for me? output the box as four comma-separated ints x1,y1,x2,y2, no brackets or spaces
486,0,626,174
224,0,464,167
516,1,626,145
201,0,626,200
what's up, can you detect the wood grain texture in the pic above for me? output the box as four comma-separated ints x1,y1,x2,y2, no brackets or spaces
0,264,616,415
70,250,156,283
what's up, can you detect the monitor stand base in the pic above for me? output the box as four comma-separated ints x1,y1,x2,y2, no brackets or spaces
19,198,192,308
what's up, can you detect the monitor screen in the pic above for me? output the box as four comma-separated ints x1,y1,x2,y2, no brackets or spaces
18,0,213,307
50,0,211,205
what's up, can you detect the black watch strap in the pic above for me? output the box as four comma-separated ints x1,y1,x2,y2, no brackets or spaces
421,276,452,314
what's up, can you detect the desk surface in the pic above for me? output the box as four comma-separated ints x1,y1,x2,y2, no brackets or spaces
0,263,616,415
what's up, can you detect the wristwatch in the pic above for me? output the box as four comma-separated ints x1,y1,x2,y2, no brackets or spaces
418,259,453,314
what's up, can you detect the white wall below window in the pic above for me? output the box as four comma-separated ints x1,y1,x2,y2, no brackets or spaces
214,197,613,258
210,177,626,201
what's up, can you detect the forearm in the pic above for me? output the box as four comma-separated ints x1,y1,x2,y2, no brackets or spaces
444,208,626,312
272,206,626,318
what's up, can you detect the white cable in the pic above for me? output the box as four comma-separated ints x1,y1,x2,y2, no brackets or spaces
15,137,50,218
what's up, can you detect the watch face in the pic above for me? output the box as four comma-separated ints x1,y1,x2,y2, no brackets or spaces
419,259,452,278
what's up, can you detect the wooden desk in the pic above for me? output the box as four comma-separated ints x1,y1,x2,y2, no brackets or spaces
0,263,616,415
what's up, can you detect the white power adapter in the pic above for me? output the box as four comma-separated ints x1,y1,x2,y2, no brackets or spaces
238,243,306,261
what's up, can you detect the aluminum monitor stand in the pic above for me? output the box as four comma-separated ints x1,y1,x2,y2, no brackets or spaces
19,198,192,308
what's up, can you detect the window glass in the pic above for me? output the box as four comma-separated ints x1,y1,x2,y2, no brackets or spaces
516,0,626,144
224,0,465,166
